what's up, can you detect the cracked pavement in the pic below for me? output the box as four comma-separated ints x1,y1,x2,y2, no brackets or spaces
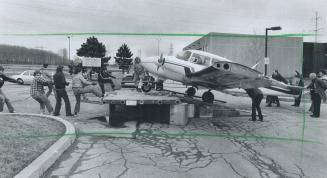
2,83,326,178
44,108,327,178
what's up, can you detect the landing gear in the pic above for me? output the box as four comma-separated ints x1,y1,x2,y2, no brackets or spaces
141,76,155,92
155,80,164,91
186,87,196,97
141,83,152,92
202,90,214,103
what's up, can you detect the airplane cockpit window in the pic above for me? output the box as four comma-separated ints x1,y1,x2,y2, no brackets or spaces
190,53,207,65
176,51,192,61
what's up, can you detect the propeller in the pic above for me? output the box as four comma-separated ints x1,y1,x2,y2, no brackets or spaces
157,53,165,71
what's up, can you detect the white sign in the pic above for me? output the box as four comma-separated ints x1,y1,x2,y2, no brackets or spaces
264,57,269,64
82,57,101,67
126,100,137,106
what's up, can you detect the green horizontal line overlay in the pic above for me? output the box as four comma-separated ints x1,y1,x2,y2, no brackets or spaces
0,32,317,38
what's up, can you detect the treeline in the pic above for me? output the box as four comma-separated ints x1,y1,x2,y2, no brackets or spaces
0,44,68,65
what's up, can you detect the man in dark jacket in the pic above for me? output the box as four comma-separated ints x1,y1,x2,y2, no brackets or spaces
307,73,327,118
53,66,73,116
245,88,264,121
0,65,18,113
292,71,304,107
98,65,116,97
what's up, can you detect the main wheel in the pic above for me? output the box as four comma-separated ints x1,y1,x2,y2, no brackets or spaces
202,91,214,103
141,83,152,92
17,78,24,85
186,87,196,96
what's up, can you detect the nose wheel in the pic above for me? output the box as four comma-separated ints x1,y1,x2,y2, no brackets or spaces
186,87,196,96
202,91,214,103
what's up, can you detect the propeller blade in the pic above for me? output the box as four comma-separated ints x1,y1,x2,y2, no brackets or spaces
156,53,166,71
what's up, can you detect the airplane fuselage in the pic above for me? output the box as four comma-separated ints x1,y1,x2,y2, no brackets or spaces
139,50,302,101
141,50,231,86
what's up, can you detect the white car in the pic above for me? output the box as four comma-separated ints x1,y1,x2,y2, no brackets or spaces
11,70,35,85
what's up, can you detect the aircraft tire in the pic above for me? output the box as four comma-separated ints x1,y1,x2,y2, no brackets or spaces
202,91,214,103
141,84,152,92
186,87,196,96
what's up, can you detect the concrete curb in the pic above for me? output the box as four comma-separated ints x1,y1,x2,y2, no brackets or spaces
0,113,76,178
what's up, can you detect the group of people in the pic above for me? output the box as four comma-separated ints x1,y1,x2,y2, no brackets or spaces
0,64,117,116
307,70,327,118
1,61,326,120
245,69,327,121
0,57,144,116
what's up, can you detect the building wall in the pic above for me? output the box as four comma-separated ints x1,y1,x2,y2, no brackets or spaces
184,33,303,77
302,43,327,77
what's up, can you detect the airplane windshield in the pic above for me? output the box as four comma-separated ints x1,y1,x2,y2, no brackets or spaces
176,51,192,61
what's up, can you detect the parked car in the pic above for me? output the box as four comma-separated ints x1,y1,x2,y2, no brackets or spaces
11,70,35,85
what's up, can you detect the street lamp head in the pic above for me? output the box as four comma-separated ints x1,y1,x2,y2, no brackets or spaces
269,26,282,31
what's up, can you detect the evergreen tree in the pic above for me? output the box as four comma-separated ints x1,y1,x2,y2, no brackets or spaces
77,36,106,58
115,43,133,73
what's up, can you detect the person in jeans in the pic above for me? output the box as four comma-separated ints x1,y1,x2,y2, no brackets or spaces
40,63,54,98
53,65,73,116
72,67,102,115
30,70,53,114
98,65,116,96
245,88,264,121
0,65,18,113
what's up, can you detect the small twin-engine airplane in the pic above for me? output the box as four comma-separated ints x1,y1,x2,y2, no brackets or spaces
140,50,302,103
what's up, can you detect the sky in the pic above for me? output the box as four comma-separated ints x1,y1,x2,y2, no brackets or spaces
0,0,326,59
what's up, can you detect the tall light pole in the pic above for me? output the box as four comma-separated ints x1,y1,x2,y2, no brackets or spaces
264,26,281,76
68,36,71,61
157,38,161,56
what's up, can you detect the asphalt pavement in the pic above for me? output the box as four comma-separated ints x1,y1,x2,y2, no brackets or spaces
1,82,327,178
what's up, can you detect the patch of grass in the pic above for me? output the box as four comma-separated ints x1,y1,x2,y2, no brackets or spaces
0,115,65,178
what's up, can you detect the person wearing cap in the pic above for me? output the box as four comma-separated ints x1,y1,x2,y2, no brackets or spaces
53,66,73,116
133,57,145,92
40,63,54,98
0,65,18,113
30,70,53,114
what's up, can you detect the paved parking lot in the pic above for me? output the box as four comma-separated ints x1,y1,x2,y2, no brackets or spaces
1,82,327,178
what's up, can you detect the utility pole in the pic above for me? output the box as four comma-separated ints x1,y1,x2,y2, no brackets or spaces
169,43,174,56
314,11,322,43
157,38,161,56
68,36,71,61
138,49,142,58
313,12,322,73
